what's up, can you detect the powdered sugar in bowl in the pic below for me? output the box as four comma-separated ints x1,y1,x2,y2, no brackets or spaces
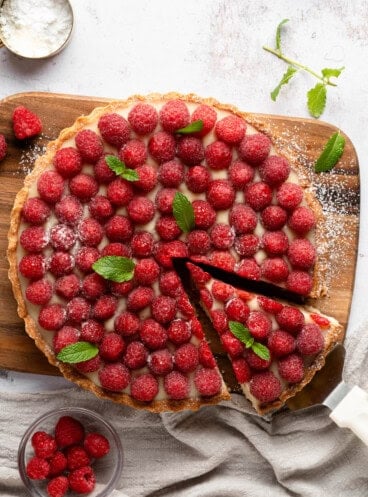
0,0,74,59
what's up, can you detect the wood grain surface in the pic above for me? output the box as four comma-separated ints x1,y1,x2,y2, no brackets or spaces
0,92,360,376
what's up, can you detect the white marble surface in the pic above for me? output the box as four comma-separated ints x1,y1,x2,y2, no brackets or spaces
0,0,367,392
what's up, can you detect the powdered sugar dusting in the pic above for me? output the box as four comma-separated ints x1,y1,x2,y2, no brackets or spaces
17,140,47,176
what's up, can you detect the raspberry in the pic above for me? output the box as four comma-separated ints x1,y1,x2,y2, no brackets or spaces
82,273,107,300
261,205,287,231
297,323,324,355
128,103,158,135
75,355,102,374
262,230,289,256
164,371,189,399
19,254,46,279
124,341,148,369
106,178,134,206
84,433,110,459
160,99,190,132
47,476,69,497
69,173,99,202
75,247,100,273
245,182,272,211
174,343,199,372
48,451,67,477
154,240,188,268
66,446,91,471
207,179,236,210
98,112,130,148
151,295,177,324
310,313,330,328
75,129,103,164
55,195,83,225
39,304,66,331
236,258,261,280
190,316,204,339
0,134,7,161
55,416,85,448
25,279,53,305
209,250,237,272
148,131,176,162
114,311,140,337
198,341,216,368
192,200,216,229
20,226,48,253
215,115,246,144
111,280,133,296
177,136,205,165
200,288,213,310
68,466,96,494
276,306,305,335
131,373,159,402
31,431,57,459
278,353,304,383
185,165,211,193
247,310,272,340
286,270,313,295
276,183,303,210
194,368,221,396
257,296,283,314
288,239,316,269
38,171,65,204
234,234,259,256
268,330,296,358
249,371,282,402
139,318,167,350
149,348,173,375
230,204,257,234
191,104,217,136
238,133,271,164
131,231,154,257
50,224,76,251
80,320,104,343
53,147,82,178
205,141,232,170
167,319,191,345
221,332,245,357
93,295,118,320
49,252,75,277
53,326,79,354
232,357,252,383
105,215,133,242
12,105,42,139
156,216,181,241
127,197,155,224
127,287,154,311
187,230,211,255
259,156,290,186
212,281,234,301
155,188,176,215
79,218,104,247
134,258,160,285
210,223,235,250
187,262,210,287
98,363,131,391
94,155,116,184
89,195,113,221
67,297,91,323
225,297,250,322
210,309,229,334
26,456,50,480
100,332,125,361
135,163,158,192
228,160,254,189
177,295,195,318
261,257,289,283
159,270,183,297
119,139,147,168
288,206,316,235
22,198,50,225
158,160,184,187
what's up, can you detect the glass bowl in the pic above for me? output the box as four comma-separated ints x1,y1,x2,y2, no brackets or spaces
18,407,123,497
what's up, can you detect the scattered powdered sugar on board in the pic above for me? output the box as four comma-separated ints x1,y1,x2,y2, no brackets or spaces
17,141,46,177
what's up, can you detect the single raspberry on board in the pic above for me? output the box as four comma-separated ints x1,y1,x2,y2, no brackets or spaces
67,297,91,324
262,230,289,256
245,349,272,370
127,286,154,312
288,238,316,269
89,195,114,221
198,341,216,368
155,187,176,215
12,105,42,140
94,155,117,183
49,252,75,277
234,234,259,257
187,230,211,255
221,332,245,358
114,311,140,337
82,273,108,300
93,295,118,321
48,451,67,477
192,200,216,229
131,231,154,257
225,297,250,322
159,270,183,297
50,224,76,251
154,240,188,268
235,258,261,280
286,270,313,295
105,215,133,242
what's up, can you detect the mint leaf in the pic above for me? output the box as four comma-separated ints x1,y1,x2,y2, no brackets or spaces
275,18,289,51
121,168,139,181
321,67,344,81
105,155,138,182
229,321,254,349
307,82,327,118
315,131,345,173
172,192,195,233
176,120,204,135
271,66,297,101
251,342,270,361
92,256,135,282
57,342,98,364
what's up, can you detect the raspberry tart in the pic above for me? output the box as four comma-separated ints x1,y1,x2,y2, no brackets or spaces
8,93,340,413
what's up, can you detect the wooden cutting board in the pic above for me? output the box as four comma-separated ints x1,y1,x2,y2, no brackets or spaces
0,92,360,376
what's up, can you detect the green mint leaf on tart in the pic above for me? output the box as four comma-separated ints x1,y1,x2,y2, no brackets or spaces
307,82,327,118
315,131,346,173
92,256,135,282
173,192,195,233
275,18,289,51
271,65,297,101
229,321,254,349
251,342,271,361
176,120,204,134
105,155,138,181
57,342,98,364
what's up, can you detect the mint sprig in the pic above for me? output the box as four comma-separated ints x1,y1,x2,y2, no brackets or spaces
263,19,344,118
105,155,139,181
315,131,345,173
57,342,98,364
176,120,203,134
172,192,195,233
92,256,135,282
229,321,270,361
